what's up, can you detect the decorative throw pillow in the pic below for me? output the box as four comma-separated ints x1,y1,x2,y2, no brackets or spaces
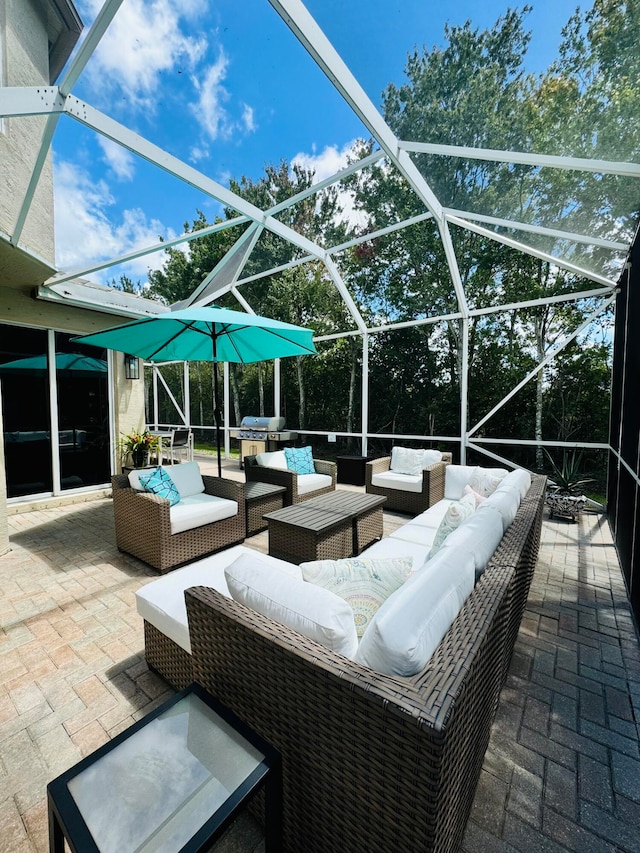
284,445,315,475
255,450,288,470
301,556,413,637
463,483,486,508
139,466,181,506
468,466,509,497
428,491,476,558
390,446,425,476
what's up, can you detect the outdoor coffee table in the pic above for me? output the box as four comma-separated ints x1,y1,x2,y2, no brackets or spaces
47,683,281,853
264,492,385,564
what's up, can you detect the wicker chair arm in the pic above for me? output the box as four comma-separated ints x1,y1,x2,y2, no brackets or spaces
201,476,244,502
314,459,336,481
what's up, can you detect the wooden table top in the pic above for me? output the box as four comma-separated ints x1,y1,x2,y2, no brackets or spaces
264,492,386,533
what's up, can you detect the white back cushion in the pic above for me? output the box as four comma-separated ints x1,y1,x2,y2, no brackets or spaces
225,553,358,657
422,449,443,466
163,461,205,497
444,465,476,499
497,468,532,500
479,489,520,533
439,506,504,577
390,446,425,475
256,450,288,470
355,547,475,676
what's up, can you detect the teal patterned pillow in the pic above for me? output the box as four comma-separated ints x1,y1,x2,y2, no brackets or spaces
139,466,180,506
284,445,315,475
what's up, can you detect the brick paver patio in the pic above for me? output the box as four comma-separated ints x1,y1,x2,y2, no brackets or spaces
1,460,638,852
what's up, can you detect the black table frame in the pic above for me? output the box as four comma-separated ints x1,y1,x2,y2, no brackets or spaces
47,683,281,853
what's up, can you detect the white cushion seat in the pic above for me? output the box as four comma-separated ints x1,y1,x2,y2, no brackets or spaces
169,493,238,534
135,545,301,653
370,470,424,493
297,472,333,495
363,535,432,571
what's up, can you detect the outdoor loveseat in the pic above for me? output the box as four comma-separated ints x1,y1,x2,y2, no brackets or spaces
244,448,336,505
111,461,245,573
135,465,545,852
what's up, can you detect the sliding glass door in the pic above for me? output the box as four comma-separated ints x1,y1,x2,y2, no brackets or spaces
1,324,110,498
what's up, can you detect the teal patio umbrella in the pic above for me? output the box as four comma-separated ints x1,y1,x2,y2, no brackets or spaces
0,352,108,377
72,306,317,476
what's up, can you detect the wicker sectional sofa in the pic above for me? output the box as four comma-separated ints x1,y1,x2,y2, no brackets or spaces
136,467,545,853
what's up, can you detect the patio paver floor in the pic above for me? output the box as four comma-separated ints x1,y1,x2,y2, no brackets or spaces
1,457,639,852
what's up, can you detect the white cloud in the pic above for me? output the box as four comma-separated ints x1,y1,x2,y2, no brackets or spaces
81,0,207,110
242,104,256,133
292,140,370,230
54,159,175,283
98,137,135,181
191,51,231,141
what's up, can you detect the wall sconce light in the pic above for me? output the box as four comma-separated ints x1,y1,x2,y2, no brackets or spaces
124,354,140,380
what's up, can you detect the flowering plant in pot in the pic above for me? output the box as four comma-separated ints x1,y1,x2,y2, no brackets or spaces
545,450,593,521
120,430,158,468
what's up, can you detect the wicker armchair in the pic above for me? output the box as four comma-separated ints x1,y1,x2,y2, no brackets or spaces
244,455,336,506
365,452,453,514
111,474,245,573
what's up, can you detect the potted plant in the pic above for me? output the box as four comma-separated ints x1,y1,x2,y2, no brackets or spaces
545,450,594,522
120,429,158,469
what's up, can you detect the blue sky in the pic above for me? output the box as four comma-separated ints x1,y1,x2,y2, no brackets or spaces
52,0,584,286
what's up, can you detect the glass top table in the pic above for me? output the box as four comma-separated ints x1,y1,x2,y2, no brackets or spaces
47,684,281,853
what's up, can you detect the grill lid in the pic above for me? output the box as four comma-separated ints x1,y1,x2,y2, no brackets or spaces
239,416,285,431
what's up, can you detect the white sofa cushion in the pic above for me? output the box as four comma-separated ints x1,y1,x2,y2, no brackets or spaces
388,521,439,550
354,547,475,676
135,546,300,654
497,468,532,500
256,450,288,470
444,465,477,499
297,472,332,495
371,470,423,493
439,506,504,577
363,536,432,572
226,554,358,657
428,492,477,557
422,449,443,466
163,461,205,497
301,556,413,637
480,488,520,533
169,493,237,535
408,500,455,529
390,446,425,475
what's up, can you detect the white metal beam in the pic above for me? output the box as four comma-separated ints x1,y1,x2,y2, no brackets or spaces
323,256,367,332
63,96,327,260
399,140,640,178
445,208,629,251
328,211,434,256
44,216,250,286
468,293,616,436
446,213,617,287
187,222,263,307
0,87,65,118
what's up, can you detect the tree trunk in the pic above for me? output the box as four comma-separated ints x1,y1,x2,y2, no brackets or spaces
296,356,306,429
230,365,241,426
258,364,264,416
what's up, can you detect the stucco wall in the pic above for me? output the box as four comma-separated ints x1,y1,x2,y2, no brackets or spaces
0,0,56,265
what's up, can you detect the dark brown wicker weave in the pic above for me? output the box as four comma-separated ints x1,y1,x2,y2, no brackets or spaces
365,452,453,514
244,455,337,506
185,473,545,853
111,473,246,573
143,620,193,689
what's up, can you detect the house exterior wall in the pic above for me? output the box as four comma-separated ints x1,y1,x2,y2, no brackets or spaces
0,0,56,265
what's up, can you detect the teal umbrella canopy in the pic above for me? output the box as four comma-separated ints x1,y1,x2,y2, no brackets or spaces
72,306,317,476
0,352,108,377
71,306,317,364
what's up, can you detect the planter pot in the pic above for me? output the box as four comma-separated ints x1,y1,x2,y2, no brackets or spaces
546,492,586,522
131,448,147,468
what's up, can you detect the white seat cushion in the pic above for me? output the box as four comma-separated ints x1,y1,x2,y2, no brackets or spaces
362,536,432,572
225,553,358,657
354,547,475,676
135,546,301,653
409,500,455,529
169,493,237,535
388,522,439,550
371,470,423,493
297,472,332,495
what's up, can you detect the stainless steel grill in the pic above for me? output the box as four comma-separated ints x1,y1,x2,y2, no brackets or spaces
230,416,298,469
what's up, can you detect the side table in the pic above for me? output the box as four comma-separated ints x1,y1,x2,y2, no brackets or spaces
336,455,379,487
244,481,286,536
47,683,281,853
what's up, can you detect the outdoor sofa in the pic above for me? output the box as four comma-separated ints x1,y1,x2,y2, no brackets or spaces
244,448,336,505
135,464,545,852
365,446,453,513
111,461,245,573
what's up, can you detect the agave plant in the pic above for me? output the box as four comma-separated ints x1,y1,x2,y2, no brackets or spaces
545,450,594,496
